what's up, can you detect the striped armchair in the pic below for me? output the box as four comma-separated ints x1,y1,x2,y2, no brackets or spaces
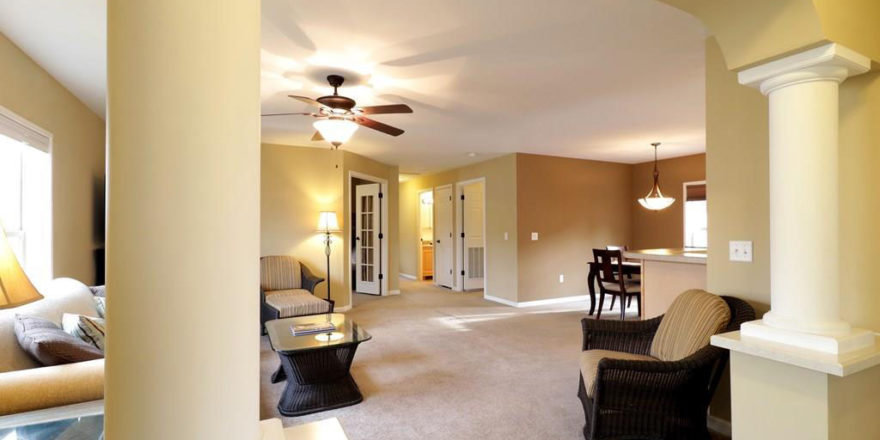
260,256,334,334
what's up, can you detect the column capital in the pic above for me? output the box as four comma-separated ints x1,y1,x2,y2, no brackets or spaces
738,43,870,95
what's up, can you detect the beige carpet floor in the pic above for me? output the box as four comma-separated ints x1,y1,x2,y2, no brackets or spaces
259,279,640,439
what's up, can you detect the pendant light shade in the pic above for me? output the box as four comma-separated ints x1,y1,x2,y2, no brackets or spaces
313,118,358,148
638,142,675,211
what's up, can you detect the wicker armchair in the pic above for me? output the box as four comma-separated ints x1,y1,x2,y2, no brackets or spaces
260,256,334,334
577,293,755,440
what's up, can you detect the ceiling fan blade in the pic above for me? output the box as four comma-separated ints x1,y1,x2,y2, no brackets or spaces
311,131,324,141
355,116,405,136
288,95,325,108
357,104,413,115
260,112,316,117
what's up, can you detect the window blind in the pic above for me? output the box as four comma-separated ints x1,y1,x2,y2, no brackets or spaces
0,106,51,153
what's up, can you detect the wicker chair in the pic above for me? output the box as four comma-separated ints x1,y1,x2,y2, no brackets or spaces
260,256,334,334
577,292,755,440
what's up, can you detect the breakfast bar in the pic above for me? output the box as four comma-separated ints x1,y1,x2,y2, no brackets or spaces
623,248,707,319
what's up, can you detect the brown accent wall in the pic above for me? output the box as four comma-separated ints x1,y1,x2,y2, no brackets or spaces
630,154,706,249
515,154,632,303
399,155,518,302
0,32,105,284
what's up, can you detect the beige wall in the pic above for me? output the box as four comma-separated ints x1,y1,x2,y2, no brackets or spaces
342,151,400,293
399,154,518,301
0,32,105,284
631,153,706,249
515,154,632,303
261,144,400,308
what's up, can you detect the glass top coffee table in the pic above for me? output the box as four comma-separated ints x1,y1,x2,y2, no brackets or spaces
0,414,104,439
265,313,372,416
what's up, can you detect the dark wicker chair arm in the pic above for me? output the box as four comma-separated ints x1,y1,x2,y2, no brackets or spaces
300,264,325,294
581,315,663,355
592,345,725,416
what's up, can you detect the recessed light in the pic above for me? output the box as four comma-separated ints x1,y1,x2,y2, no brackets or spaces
468,152,477,157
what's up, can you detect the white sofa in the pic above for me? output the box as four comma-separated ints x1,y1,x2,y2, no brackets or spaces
0,278,104,416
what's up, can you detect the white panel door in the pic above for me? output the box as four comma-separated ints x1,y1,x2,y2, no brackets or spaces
356,183,381,295
433,185,454,288
462,182,485,290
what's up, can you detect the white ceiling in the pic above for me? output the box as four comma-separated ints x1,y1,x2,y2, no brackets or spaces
0,0,706,174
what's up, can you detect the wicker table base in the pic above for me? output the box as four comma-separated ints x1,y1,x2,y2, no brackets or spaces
272,342,365,416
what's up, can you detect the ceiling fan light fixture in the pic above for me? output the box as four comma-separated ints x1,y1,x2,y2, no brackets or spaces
313,117,358,148
637,142,676,211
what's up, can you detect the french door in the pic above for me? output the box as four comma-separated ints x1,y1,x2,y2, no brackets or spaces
355,183,381,295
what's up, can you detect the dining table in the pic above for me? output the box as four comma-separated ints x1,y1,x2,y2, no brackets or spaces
586,260,642,317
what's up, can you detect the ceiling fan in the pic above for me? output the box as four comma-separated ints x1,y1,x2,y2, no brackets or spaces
262,74,413,148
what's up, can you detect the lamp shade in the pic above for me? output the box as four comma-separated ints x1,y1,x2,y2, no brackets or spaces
316,211,341,233
0,225,43,309
637,142,675,211
313,118,358,148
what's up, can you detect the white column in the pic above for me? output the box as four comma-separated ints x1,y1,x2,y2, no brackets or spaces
736,43,872,353
105,1,261,438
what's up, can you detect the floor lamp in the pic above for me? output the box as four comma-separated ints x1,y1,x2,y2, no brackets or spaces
316,211,341,302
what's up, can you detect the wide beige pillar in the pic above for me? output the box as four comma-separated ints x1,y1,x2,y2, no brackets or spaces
736,43,872,354
105,1,261,438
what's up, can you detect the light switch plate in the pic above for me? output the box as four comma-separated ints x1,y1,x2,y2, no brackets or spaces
729,240,753,262
559,274,564,283
504,232,508,241
531,232,539,241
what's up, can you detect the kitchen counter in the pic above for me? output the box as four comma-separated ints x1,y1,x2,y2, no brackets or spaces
623,248,706,264
624,248,707,319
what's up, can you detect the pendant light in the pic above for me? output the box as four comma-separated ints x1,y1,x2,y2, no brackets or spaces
638,142,675,210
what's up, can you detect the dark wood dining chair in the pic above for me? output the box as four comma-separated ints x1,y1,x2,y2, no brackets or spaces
592,249,641,320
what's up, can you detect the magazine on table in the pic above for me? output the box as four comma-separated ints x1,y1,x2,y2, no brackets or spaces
291,322,336,336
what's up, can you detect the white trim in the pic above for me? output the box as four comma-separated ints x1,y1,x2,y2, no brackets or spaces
738,43,870,92
399,273,417,280
335,305,352,312
454,177,487,294
484,294,518,307
347,171,389,301
707,415,731,437
388,289,400,295
0,104,53,153
484,294,589,308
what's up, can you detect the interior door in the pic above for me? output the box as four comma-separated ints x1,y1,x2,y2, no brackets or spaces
433,185,454,288
462,182,485,290
355,183,381,295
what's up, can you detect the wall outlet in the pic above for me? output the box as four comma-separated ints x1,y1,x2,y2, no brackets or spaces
559,274,564,283
531,232,539,241
729,241,753,262
504,232,508,241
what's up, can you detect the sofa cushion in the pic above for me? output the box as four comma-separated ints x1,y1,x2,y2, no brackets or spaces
260,256,302,291
0,359,104,416
579,349,657,397
649,289,731,361
264,289,330,317
14,315,103,366
0,278,99,373
62,314,107,351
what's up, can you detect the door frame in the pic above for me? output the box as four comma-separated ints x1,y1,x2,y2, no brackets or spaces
454,177,487,293
416,188,434,281
433,184,454,289
347,171,389,301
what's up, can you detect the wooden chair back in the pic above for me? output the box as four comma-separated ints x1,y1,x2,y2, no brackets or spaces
592,249,624,285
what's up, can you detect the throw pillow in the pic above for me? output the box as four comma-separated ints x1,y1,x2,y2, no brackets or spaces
61,314,107,351
94,296,106,318
14,315,103,366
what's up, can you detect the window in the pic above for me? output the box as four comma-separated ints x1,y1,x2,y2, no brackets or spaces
683,181,707,248
0,106,52,284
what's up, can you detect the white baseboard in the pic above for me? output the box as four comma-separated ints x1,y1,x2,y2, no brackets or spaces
484,294,588,308
399,273,417,280
388,289,400,295
707,415,731,437
335,305,352,312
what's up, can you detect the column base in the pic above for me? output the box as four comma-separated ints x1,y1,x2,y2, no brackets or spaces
741,319,874,354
